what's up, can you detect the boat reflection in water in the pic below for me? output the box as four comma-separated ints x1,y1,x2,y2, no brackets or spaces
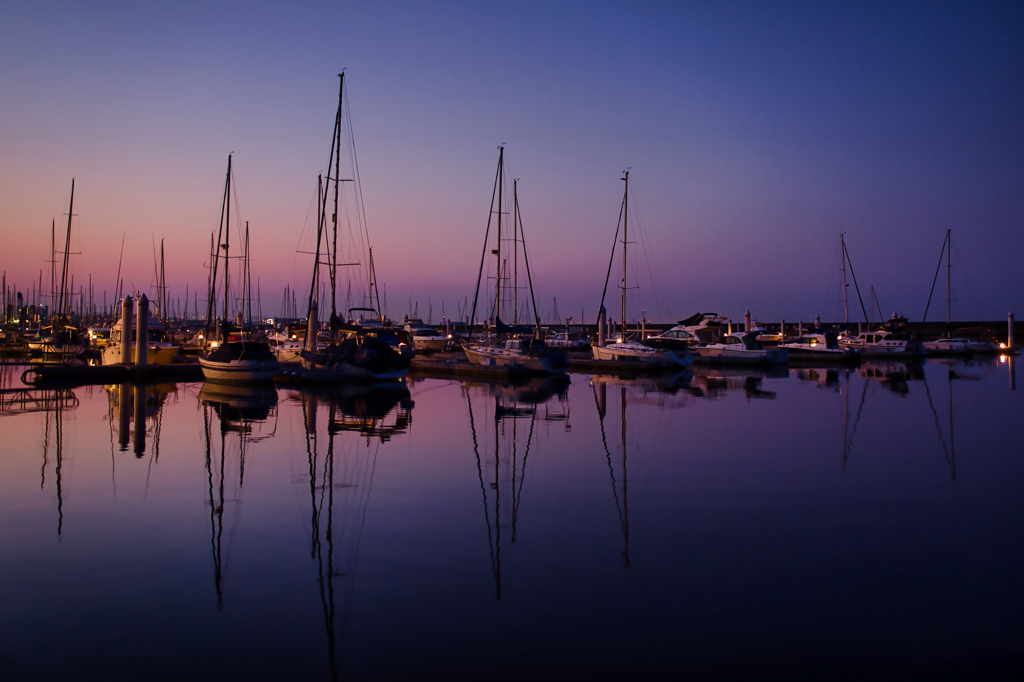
199,382,278,609
288,382,413,679
464,374,570,599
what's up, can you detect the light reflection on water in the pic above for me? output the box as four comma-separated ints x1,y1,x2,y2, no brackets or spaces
0,358,1021,679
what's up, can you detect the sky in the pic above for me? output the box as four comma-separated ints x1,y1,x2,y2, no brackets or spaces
1,1,1022,325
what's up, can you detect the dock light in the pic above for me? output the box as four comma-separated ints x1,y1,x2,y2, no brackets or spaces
447,334,452,339
210,340,219,348
616,338,623,343
999,343,1006,349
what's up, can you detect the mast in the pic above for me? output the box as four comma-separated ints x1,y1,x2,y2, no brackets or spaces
621,171,628,339
841,232,849,325
58,179,75,321
246,222,252,330
223,155,231,330
946,227,951,335
513,179,518,325
331,73,344,318
494,147,504,324
50,219,55,322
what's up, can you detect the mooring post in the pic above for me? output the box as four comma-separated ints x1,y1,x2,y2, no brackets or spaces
780,319,785,342
744,310,751,333
136,294,149,366
120,296,134,364
798,320,803,337
814,314,820,329
1009,312,1015,350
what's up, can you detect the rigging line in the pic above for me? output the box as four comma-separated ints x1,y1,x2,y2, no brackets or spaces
950,237,980,320
842,241,870,323
466,391,498,596
922,371,953,470
629,184,666,321
823,238,841,320
511,406,537,543
596,197,626,325
470,152,502,326
922,231,948,322
592,384,626,544
845,377,869,462
515,195,542,329
343,82,379,315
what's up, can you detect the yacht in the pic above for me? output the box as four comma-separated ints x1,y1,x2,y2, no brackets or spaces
403,317,448,352
465,336,570,374
695,330,788,365
839,315,926,357
779,330,860,361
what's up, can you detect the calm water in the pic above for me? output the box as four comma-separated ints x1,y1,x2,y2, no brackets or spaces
1,359,1022,680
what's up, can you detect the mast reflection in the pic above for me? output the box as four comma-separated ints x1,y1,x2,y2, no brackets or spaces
594,382,630,567
199,382,279,609
294,382,412,679
466,376,569,599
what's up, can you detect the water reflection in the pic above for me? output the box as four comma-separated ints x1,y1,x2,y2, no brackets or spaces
2,357,1022,678
291,383,412,679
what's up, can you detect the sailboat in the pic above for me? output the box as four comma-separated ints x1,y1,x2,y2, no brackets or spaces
32,180,86,362
922,229,999,355
297,73,413,382
198,154,279,383
591,171,686,367
464,147,569,374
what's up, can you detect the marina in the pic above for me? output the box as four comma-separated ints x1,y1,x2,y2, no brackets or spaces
3,3,1023,679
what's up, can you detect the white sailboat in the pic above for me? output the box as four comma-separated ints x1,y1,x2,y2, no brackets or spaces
590,170,680,367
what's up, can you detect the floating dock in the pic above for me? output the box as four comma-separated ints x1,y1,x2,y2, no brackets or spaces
23,362,203,385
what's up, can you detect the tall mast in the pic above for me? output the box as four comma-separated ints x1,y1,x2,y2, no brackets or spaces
332,73,344,317
494,147,504,324
58,179,75,320
946,227,951,334
840,232,849,325
223,155,232,328
50,219,55,321
621,171,628,339
513,179,518,325
246,222,252,329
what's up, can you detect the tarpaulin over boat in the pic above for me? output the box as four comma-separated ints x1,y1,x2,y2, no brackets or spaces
676,312,723,327
493,316,534,335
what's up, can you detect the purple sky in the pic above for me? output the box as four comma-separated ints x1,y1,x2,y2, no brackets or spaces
1,1,1022,324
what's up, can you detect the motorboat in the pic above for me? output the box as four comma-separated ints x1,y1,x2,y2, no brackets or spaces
779,330,860,361
839,315,926,357
403,317,448,352
465,337,569,374
101,307,180,365
923,337,1000,355
544,329,590,350
592,334,670,365
200,339,279,383
695,330,788,364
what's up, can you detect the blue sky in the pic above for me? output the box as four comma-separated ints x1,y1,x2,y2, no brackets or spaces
1,1,1021,323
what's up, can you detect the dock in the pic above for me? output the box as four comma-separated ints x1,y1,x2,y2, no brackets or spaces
23,362,203,385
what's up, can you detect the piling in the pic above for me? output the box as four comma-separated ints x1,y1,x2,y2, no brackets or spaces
744,310,751,333
1009,312,1015,350
798,320,803,337
780,319,785,342
814,314,820,329
136,294,149,366
120,296,134,364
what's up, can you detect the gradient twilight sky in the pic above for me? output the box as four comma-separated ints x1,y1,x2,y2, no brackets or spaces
2,1,1022,324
